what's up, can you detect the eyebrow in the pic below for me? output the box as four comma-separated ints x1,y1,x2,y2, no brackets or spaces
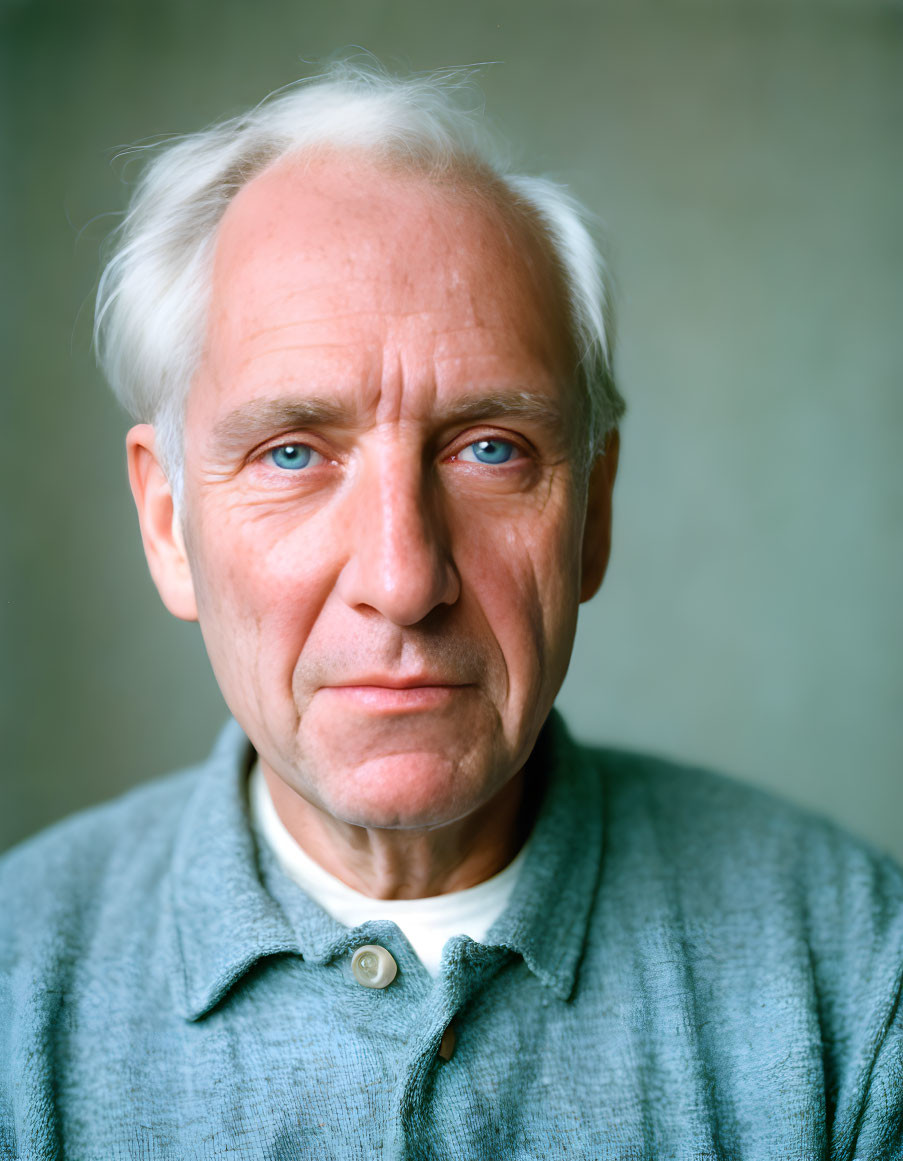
210,389,570,455
437,391,569,431
211,398,351,454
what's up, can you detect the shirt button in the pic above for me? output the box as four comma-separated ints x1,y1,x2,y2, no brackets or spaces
351,944,398,989
437,1023,456,1061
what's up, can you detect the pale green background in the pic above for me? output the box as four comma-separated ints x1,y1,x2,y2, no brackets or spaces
2,0,901,859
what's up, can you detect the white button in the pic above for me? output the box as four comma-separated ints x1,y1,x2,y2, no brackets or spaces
351,945,398,989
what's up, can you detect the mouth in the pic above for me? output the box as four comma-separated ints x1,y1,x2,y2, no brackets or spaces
332,673,465,689
319,677,471,713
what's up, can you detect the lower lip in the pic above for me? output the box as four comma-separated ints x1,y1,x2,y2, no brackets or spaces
320,685,465,712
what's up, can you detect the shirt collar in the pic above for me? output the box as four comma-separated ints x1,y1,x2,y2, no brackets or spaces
166,720,301,1021
480,711,604,1000
167,710,603,1019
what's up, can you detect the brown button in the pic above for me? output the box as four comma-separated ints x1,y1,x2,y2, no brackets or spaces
437,1023,457,1061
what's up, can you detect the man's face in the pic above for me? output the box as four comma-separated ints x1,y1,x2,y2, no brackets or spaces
149,155,613,831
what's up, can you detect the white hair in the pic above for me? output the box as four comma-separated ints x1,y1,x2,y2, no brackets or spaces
94,60,624,492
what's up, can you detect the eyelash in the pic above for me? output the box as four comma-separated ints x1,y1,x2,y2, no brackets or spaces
261,443,325,471
253,430,531,473
451,437,523,465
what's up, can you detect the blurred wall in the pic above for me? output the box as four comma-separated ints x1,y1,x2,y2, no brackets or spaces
2,0,901,858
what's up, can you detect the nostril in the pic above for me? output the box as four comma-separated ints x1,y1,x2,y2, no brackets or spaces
337,524,459,625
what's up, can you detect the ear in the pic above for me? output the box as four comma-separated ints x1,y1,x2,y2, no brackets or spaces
126,424,198,622
580,429,620,603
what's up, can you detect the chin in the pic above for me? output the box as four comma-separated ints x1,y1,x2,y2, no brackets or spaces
290,695,511,829
314,750,498,832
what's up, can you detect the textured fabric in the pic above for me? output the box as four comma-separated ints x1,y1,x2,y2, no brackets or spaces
248,760,530,977
1,712,902,1160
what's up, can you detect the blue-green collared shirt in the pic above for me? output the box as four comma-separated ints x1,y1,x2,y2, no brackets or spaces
1,714,902,1159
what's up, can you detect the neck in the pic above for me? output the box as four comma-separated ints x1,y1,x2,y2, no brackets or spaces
260,763,529,899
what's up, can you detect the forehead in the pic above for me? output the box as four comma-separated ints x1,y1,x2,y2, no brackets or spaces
198,152,574,418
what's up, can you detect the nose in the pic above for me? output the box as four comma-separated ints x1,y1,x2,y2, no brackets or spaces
335,454,461,626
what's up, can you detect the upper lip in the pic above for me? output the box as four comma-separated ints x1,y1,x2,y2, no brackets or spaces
328,675,466,689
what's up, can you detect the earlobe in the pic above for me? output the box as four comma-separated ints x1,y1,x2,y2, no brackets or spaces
580,429,620,603
126,425,198,622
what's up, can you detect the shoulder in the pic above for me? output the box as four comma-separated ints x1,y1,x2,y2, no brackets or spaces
0,724,246,968
583,739,891,859
583,740,903,911
578,738,903,1017
547,713,903,919
0,770,188,914
560,734,903,1152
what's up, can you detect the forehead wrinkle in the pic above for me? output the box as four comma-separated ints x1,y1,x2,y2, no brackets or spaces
232,260,482,325
238,309,473,350
235,341,374,367
431,333,552,364
239,315,384,342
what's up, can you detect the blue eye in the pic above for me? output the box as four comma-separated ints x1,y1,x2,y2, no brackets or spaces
267,443,317,471
458,438,519,465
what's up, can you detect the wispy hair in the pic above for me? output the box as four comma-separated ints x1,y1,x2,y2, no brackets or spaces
94,60,624,492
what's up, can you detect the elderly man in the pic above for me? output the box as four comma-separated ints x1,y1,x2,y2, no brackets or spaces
2,64,901,1160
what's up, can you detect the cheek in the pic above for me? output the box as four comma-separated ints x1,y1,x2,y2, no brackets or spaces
187,505,341,701
451,502,583,701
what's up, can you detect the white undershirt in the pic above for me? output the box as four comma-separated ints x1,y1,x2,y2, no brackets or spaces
249,763,529,976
